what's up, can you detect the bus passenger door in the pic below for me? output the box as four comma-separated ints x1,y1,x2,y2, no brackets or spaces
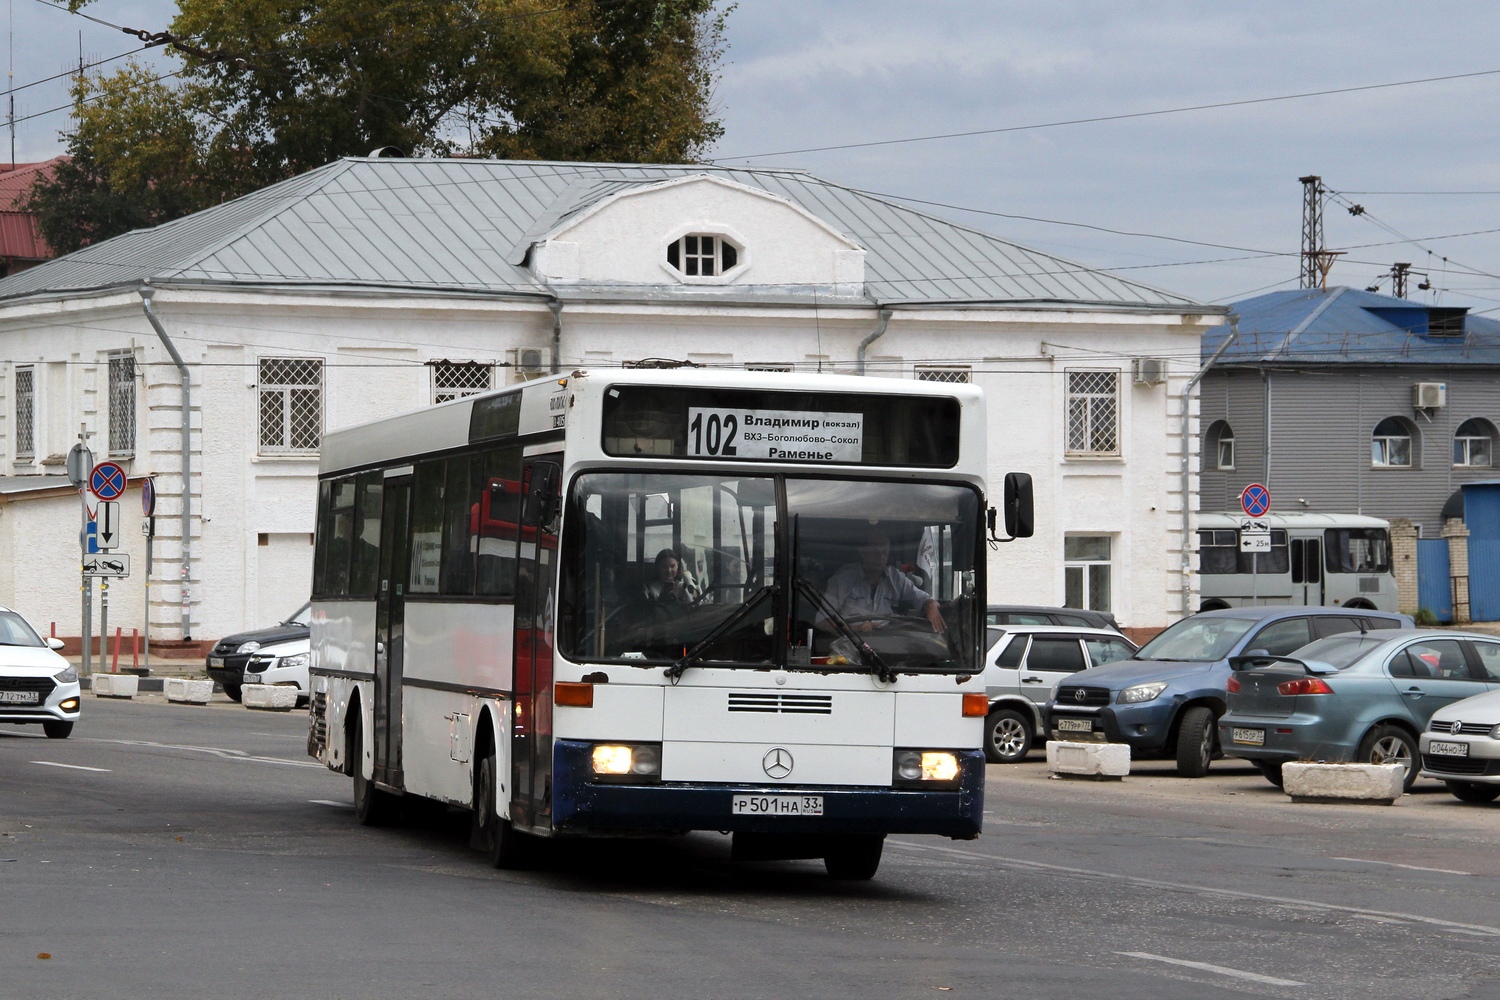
511,456,561,831
374,474,412,789
1291,538,1323,606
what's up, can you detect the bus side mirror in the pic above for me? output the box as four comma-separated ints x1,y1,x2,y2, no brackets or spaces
1003,473,1034,539
522,462,562,526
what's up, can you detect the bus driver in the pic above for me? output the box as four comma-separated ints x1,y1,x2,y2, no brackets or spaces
819,529,945,633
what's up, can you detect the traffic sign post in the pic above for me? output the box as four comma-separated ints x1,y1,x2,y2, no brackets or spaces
90,461,127,501
97,501,121,550
1239,483,1272,518
82,553,130,577
72,427,94,677
142,478,155,675
1238,484,1272,601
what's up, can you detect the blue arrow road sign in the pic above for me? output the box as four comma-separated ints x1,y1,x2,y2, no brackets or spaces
90,461,126,500
1240,483,1271,518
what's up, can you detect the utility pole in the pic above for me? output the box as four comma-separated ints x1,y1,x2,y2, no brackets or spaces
1298,175,1343,290
1391,262,1411,299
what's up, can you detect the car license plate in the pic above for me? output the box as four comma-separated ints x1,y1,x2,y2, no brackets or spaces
1428,741,1469,757
0,690,38,704
208,657,224,668
1232,727,1266,746
731,794,824,816
1057,718,1092,733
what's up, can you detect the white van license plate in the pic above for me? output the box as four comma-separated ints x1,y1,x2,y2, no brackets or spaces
1427,741,1469,757
1056,719,1092,733
0,691,38,704
209,657,224,668
1232,728,1266,746
732,794,824,816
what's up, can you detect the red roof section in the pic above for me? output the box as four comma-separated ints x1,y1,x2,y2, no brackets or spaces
0,158,63,260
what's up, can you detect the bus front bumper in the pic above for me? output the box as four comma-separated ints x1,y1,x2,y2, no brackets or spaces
551,740,985,839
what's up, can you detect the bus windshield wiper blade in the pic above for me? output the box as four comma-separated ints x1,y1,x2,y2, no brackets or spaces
794,577,895,683
666,586,775,681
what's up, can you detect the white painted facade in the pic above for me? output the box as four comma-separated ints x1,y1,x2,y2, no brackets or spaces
0,163,1216,640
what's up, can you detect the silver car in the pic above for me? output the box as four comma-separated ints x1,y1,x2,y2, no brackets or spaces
1420,675,1500,803
982,625,1138,763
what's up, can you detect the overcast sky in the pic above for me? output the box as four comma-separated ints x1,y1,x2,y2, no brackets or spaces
11,1,1500,310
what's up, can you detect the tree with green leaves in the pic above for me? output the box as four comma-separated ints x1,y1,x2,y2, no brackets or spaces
28,0,729,253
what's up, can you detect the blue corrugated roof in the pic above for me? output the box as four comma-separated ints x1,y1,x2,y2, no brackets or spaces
0,157,1206,311
1204,286,1500,364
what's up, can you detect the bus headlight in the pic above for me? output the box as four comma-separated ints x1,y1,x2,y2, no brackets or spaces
590,743,662,782
893,750,961,787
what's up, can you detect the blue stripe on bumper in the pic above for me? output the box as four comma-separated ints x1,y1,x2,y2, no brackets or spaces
550,740,984,839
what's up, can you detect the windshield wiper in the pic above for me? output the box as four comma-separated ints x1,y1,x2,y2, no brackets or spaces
666,586,775,682
794,577,896,684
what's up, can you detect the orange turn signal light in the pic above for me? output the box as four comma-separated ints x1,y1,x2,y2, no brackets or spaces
555,682,594,708
962,693,988,717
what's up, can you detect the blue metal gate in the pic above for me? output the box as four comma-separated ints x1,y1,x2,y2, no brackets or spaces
1417,539,1452,623
1470,538,1500,623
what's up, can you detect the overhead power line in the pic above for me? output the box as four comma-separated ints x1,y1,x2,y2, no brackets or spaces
715,66,1500,162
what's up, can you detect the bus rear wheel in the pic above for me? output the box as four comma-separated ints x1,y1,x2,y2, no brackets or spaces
824,834,884,880
472,751,524,869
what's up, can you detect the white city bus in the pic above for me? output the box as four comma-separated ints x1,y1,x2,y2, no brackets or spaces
307,369,1031,879
1197,512,1397,613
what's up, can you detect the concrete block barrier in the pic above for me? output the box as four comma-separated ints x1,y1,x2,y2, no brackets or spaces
1283,762,1404,804
242,684,298,711
1047,740,1130,779
91,673,139,699
164,678,214,705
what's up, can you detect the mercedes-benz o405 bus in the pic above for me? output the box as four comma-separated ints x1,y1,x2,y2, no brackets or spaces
307,369,1032,879
1197,512,1397,613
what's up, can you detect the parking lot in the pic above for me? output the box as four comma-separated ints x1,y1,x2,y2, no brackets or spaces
2,697,1498,999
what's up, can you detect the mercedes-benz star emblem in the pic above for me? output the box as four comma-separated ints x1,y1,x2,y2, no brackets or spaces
1452,720,1464,735
762,747,794,779
1073,688,1087,703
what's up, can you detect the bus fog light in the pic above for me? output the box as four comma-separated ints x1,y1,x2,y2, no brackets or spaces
894,750,923,781
630,745,661,776
921,752,959,782
591,745,633,775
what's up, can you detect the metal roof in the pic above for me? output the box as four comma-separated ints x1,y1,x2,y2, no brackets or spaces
0,157,1205,311
1205,286,1500,365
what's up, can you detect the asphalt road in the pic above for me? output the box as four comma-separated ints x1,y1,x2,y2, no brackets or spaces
4,699,1500,999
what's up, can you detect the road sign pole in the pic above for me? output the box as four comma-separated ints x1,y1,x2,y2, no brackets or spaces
81,489,91,678
100,578,108,674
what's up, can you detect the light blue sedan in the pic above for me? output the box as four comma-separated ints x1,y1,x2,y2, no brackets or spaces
1219,629,1500,790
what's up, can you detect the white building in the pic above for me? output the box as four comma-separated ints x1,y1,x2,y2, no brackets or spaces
0,158,1222,643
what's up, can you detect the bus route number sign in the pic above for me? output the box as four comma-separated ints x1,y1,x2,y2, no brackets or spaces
687,407,864,463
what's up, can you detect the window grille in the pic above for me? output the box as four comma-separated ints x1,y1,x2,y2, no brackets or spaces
666,234,738,277
14,366,33,457
108,352,136,455
915,366,971,384
745,364,794,373
432,361,493,404
1065,370,1119,455
259,358,323,454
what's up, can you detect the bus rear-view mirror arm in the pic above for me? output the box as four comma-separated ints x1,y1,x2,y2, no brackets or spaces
523,461,562,526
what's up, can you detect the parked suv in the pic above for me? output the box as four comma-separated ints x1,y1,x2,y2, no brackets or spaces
206,603,311,702
987,605,1122,633
982,625,1138,763
1046,607,1411,777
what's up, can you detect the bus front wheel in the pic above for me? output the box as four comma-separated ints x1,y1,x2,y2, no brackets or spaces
350,714,396,826
824,834,884,880
472,751,524,869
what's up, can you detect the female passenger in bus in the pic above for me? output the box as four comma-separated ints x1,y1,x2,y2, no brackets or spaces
645,548,701,604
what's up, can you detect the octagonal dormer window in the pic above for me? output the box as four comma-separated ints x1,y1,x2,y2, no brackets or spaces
667,233,739,278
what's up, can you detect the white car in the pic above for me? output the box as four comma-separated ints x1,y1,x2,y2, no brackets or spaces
240,637,311,704
0,606,81,739
982,624,1138,763
1419,684,1500,803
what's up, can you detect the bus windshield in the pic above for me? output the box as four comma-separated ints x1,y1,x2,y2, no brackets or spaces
559,473,981,674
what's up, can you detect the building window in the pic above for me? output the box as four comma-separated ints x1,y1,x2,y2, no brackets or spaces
1205,420,1234,470
1064,536,1111,612
1453,418,1494,467
1065,370,1119,456
1371,417,1412,468
13,365,33,458
259,358,323,455
915,366,971,383
666,234,738,277
108,352,136,456
431,360,493,404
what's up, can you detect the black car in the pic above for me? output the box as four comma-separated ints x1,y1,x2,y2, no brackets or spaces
987,605,1121,633
205,603,310,702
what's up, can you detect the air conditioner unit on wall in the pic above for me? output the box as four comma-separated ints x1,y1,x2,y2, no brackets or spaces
1413,382,1447,409
1132,357,1167,386
509,347,551,374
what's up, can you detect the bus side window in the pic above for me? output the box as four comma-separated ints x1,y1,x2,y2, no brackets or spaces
409,461,445,594
475,446,522,598
324,477,356,597
349,472,383,598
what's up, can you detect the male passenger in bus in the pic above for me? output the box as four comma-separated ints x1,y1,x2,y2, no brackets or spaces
645,548,701,604
819,530,945,633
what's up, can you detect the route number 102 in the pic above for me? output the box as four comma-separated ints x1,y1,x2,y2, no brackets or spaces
689,411,739,456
